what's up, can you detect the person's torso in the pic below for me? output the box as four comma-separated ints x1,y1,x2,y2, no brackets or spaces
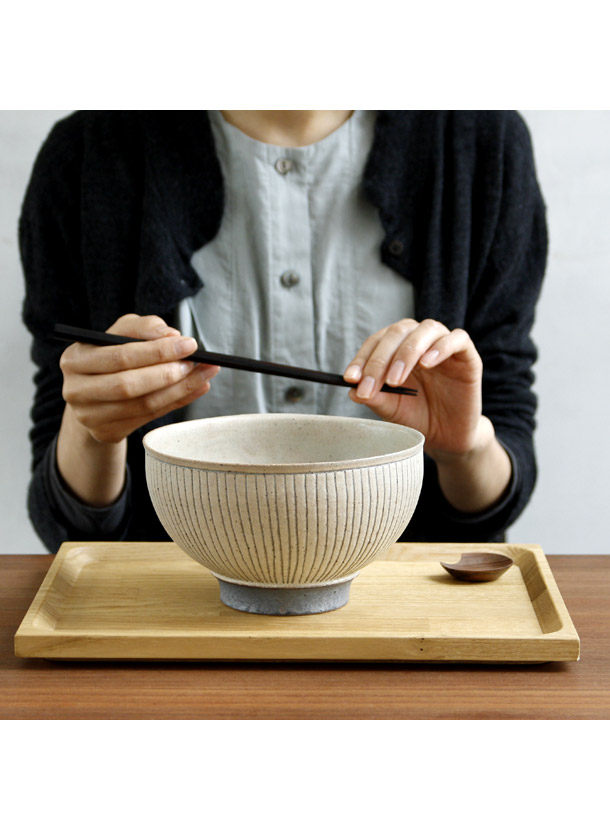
179,109,414,420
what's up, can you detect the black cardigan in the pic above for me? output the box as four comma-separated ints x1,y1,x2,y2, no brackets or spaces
20,110,548,552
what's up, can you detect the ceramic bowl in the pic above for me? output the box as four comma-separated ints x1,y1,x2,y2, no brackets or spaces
143,413,424,615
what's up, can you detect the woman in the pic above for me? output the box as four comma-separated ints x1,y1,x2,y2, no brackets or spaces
20,110,547,552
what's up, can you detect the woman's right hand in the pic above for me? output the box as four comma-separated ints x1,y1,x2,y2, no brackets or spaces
59,313,220,444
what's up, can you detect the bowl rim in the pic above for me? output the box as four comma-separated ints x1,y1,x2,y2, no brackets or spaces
143,413,425,473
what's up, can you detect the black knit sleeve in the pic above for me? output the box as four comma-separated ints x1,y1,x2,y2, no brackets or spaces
402,111,548,543
19,113,134,552
466,112,548,537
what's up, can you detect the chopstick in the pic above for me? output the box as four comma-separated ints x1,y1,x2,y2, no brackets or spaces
53,324,418,397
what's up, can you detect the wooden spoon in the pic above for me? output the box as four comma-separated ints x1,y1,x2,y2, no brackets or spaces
440,552,513,582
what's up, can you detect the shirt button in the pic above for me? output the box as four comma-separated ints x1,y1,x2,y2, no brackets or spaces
280,271,300,288
275,158,294,175
284,386,305,403
388,239,404,256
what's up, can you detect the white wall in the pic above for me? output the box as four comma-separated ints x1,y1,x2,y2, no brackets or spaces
509,111,610,552
2,111,608,554
1,111,72,554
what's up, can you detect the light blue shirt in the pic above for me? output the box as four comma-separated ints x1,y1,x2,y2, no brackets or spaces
180,110,414,421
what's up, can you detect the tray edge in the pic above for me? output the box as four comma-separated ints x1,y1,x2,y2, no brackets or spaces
14,541,581,663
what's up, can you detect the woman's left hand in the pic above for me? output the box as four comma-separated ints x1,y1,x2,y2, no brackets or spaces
343,318,487,460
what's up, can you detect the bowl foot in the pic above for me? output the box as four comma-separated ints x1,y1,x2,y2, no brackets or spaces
216,577,354,615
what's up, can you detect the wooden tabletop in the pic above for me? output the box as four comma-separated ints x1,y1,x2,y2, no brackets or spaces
1,553,609,719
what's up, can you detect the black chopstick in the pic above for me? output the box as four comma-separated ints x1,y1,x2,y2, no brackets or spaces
53,324,418,397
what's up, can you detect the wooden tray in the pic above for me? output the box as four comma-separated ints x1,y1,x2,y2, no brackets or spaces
14,542,580,663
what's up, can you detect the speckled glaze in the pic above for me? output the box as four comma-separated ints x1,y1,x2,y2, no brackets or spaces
143,414,424,613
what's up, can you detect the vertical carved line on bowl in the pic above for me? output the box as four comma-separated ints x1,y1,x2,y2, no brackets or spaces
317,471,341,582
380,461,400,549
401,455,420,529
244,475,264,581
347,464,382,573
186,468,207,566
342,467,377,571
255,474,276,583
386,460,409,548
292,475,308,583
380,462,392,541
315,473,326,581
391,457,418,542
370,464,381,545
147,459,160,527
273,474,290,583
183,469,208,567
182,467,205,557
334,468,355,578
206,471,237,578
147,459,162,525
361,467,384,565
201,471,231,573
402,459,415,526
165,465,187,549
262,475,284,583
377,463,394,556
218,472,237,572
295,474,308,582
235,474,264,580
199,471,231,574
184,469,209,562
168,466,184,542
222,472,256,581
284,474,298,583
305,474,321,583
147,458,157,506
300,473,321,583
151,459,175,540
222,473,252,581
394,460,409,534
351,467,366,565
274,474,287,583
209,472,231,571
175,466,189,546
397,458,411,525
314,474,331,583
321,470,347,582
334,470,348,575
263,474,281,583
334,468,356,577
171,466,199,557
190,468,211,562
327,470,344,579
368,462,399,561
408,458,421,517
341,468,366,575
363,464,379,561
308,472,330,583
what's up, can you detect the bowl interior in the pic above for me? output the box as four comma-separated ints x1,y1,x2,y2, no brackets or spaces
144,414,423,470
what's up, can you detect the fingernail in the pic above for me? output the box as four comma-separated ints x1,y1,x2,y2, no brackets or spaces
344,365,362,382
358,376,376,399
175,337,197,357
387,360,405,386
156,325,181,336
420,349,440,367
